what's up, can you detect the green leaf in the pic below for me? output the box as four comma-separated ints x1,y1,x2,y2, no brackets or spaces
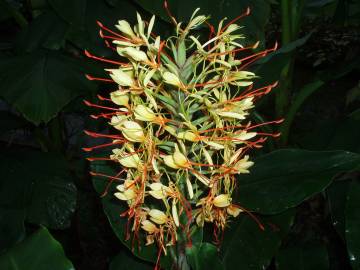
345,180,360,268
276,243,329,270
91,161,172,269
186,243,224,270
280,79,325,143
0,50,96,124
0,227,74,270
50,0,138,55
15,10,69,52
236,149,360,214
0,150,77,230
252,33,311,87
326,180,350,240
110,250,154,270
222,209,294,270
135,0,270,45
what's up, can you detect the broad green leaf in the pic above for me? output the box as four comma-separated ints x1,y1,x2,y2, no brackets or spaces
0,149,77,230
326,180,350,240
15,10,68,52
0,227,74,270
110,250,153,270
50,0,138,55
276,243,329,270
345,180,360,269
280,79,325,143
236,149,360,214
135,0,270,45
91,161,172,269
252,33,311,87
0,50,96,124
222,209,294,270
186,242,224,270
297,109,360,153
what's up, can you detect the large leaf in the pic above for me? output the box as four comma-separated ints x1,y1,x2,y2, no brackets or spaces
49,0,138,55
0,50,96,124
15,10,69,52
276,243,329,270
110,250,154,270
0,227,74,270
251,33,311,87
135,0,270,45
221,209,294,270
326,180,350,240
236,149,360,214
186,243,224,270
345,180,360,269
91,160,172,269
0,150,77,232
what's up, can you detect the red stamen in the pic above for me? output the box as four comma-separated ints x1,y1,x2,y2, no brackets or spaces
104,40,116,51
100,169,126,197
245,119,284,130
82,141,124,152
158,40,166,66
256,132,281,138
90,111,128,119
83,100,119,111
87,157,113,161
90,171,123,181
97,20,129,39
220,7,251,34
85,74,114,83
84,130,123,139
236,205,265,231
84,50,129,66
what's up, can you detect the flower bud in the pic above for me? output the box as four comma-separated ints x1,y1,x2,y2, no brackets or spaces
177,131,198,142
120,47,149,62
110,90,129,106
227,204,243,217
108,69,134,87
120,121,145,142
141,220,158,234
233,155,254,174
213,194,231,208
149,209,168,225
134,105,156,122
163,72,182,88
115,20,135,38
172,201,179,227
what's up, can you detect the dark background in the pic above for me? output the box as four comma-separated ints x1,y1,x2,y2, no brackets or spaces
0,0,359,269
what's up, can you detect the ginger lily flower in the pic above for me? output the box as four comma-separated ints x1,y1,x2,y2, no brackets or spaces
85,6,280,263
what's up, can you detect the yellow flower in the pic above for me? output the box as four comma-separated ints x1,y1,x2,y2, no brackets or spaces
163,150,189,169
233,155,254,174
213,194,231,208
110,90,129,106
120,121,145,142
177,131,198,142
172,201,180,227
148,183,170,200
141,220,158,234
110,148,141,168
115,20,136,38
162,72,182,88
114,180,137,201
227,204,243,217
119,47,149,62
134,105,157,122
108,69,134,87
149,209,168,225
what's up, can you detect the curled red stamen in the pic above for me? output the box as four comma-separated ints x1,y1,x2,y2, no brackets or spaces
220,7,251,34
